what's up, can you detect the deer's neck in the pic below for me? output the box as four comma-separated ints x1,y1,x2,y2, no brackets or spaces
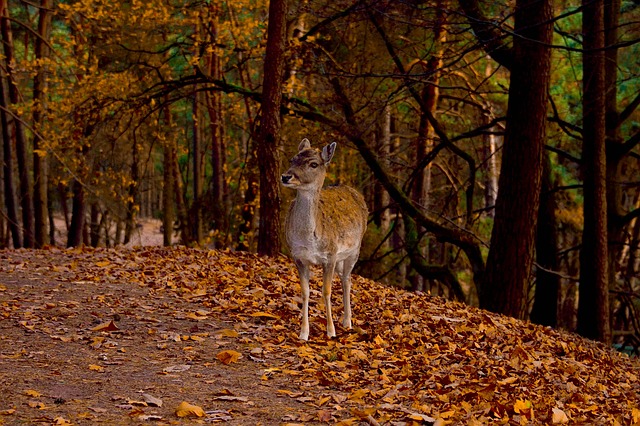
291,188,322,237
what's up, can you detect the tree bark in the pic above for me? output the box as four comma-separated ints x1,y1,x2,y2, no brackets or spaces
256,0,287,256
123,142,139,245
162,136,175,246
411,7,444,292
479,0,553,318
1,0,34,247
205,5,227,237
577,0,610,344
32,0,53,248
191,92,204,244
67,179,85,247
0,58,20,248
531,155,560,327
604,0,625,301
89,202,100,247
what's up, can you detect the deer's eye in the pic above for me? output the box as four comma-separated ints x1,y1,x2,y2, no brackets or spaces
309,162,319,169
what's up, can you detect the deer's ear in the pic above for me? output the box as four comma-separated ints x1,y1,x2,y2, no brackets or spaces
298,138,311,151
322,142,337,164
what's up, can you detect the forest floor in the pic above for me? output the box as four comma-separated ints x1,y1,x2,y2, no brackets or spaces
1,245,639,425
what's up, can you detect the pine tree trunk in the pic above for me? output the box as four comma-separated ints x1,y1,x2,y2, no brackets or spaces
1,0,34,247
604,0,624,300
32,0,53,248
480,0,553,318
205,7,227,236
0,66,20,248
191,92,203,245
162,141,175,246
89,203,100,247
531,156,560,327
256,0,287,256
123,143,139,245
577,0,610,344
67,179,85,247
373,106,391,236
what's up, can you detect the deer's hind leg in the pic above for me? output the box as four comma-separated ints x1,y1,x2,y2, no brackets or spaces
338,255,357,330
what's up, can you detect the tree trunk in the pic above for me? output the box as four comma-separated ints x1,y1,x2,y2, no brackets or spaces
205,7,227,237
531,155,560,327
0,62,20,248
237,172,258,252
32,0,53,248
480,0,553,318
89,202,100,247
604,0,625,300
162,141,175,246
191,92,203,244
0,133,4,248
256,0,287,256
123,142,139,245
411,21,443,292
577,0,610,344
172,138,191,245
373,106,391,234
1,0,34,247
67,179,85,247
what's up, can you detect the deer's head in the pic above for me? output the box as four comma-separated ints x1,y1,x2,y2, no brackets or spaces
281,139,336,191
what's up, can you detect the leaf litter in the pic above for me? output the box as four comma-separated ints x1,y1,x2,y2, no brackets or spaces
0,246,639,425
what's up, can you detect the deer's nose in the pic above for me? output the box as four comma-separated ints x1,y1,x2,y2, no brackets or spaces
281,174,292,184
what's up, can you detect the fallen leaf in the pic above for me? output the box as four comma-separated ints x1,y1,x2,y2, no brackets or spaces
217,349,242,365
142,393,163,407
186,312,208,320
277,389,304,398
138,414,163,421
514,399,532,413
89,364,105,372
28,401,47,409
216,328,239,338
175,401,205,418
348,388,370,404
250,311,279,320
163,364,191,373
213,395,249,402
24,390,42,397
318,409,332,422
91,320,119,332
551,407,569,424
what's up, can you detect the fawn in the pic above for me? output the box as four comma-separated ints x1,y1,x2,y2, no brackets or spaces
281,139,368,340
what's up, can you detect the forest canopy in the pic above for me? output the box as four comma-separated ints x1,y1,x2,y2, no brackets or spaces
0,0,638,345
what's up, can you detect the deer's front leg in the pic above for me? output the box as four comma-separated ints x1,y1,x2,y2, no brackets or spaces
322,260,337,338
296,260,311,341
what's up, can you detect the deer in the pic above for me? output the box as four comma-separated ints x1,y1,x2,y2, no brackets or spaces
281,138,368,340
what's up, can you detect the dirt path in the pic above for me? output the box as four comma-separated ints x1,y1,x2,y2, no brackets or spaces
0,249,324,425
